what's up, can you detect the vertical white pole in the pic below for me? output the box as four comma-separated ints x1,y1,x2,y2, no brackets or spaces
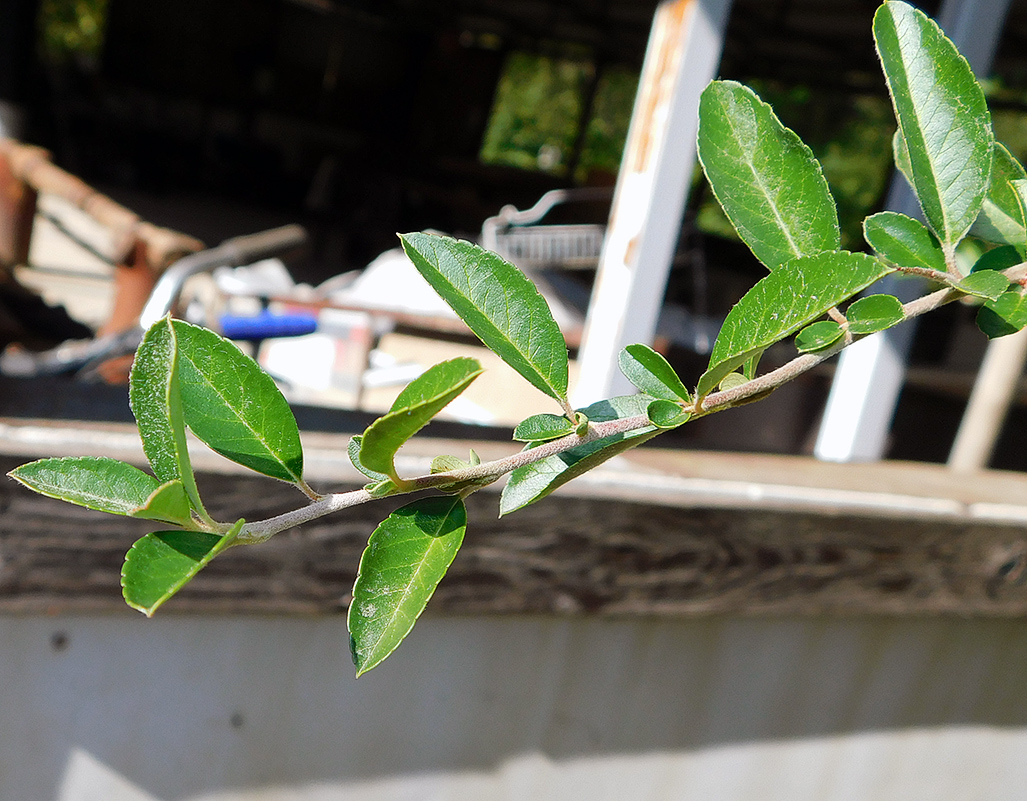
573,0,733,406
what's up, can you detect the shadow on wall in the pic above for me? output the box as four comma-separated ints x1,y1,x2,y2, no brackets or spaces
7,613,1027,800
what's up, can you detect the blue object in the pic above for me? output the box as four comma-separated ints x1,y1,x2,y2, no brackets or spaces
219,309,318,340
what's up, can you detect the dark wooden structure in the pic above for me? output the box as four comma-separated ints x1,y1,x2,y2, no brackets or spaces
4,414,1027,617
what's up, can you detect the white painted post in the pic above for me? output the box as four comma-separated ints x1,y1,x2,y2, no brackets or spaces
573,0,733,405
814,0,1013,462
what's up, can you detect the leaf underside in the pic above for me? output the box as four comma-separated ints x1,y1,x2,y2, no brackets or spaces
972,143,1027,253
400,232,569,402
349,496,467,676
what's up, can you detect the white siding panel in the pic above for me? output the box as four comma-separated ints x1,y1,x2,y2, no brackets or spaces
3,615,1027,800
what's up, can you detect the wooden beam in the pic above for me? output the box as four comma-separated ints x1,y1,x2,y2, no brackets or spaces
4,421,1027,617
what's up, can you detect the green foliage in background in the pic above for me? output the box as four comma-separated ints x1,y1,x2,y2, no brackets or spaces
11,1,1027,677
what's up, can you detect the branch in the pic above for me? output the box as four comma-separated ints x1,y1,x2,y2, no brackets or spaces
236,262,1027,543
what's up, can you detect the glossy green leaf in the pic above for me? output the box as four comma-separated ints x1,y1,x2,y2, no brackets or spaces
122,519,243,616
863,211,947,272
978,288,1027,338
129,318,204,516
954,270,1009,301
697,251,893,398
500,395,657,516
349,496,466,676
971,245,1022,275
171,320,304,484
846,294,905,335
697,80,840,270
400,233,569,402
874,1,993,250
513,413,575,443
647,399,690,429
618,343,692,402
972,143,1027,253
795,321,843,353
359,357,483,481
8,456,191,526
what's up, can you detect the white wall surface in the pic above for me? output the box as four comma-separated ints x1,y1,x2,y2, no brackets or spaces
3,613,1027,800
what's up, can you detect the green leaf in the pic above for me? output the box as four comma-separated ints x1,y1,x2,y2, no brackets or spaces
400,232,569,402
978,288,1027,338
846,294,905,335
697,251,893,398
8,456,190,526
348,496,466,676
971,245,1022,275
697,81,840,270
135,481,193,527
863,211,947,272
618,343,692,402
430,454,469,473
718,372,748,391
500,395,657,516
171,320,304,484
795,321,843,353
348,435,391,483
971,143,1027,253
647,399,690,429
513,413,575,443
130,317,204,515
953,269,1009,301
874,1,993,250
359,357,483,481
122,519,243,616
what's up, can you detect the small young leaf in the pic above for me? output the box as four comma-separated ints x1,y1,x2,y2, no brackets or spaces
953,270,1010,301
718,372,748,391
348,435,391,482
977,288,1027,338
122,519,243,616
359,357,483,481
513,413,575,443
349,496,466,676
130,318,204,515
618,343,692,402
971,143,1027,253
795,321,843,353
500,395,657,516
430,454,469,473
874,1,993,250
400,233,569,402
171,320,304,484
697,80,840,270
574,411,589,436
863,212,947,272
697,251,892,398
9,456,189,526
846,294,905,335
971,245,1022,275
647,399,690,429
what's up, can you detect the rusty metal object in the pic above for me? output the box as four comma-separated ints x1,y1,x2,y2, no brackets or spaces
0,138,204,272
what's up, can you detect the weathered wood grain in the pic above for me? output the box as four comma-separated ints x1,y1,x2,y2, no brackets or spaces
3,453,1027,617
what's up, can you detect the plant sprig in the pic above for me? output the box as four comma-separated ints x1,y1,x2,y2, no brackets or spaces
10,0,1027,675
